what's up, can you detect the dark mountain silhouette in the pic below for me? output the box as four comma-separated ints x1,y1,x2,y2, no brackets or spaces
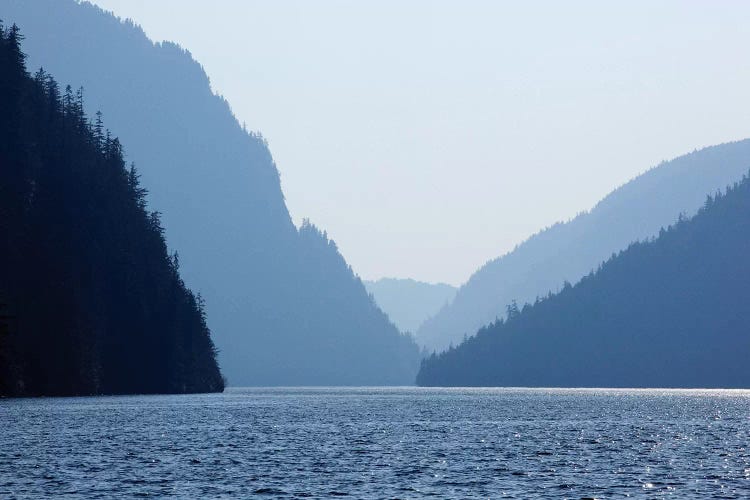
0,25,224,396
417,141,750,352
364,278,456,335
417,172,750,388
1,0,420,385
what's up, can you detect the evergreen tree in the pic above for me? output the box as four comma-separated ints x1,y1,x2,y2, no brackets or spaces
1,1,421,386
418,173,750,388
0,26,224,396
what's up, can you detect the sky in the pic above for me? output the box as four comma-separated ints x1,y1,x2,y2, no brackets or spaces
89,0,750,286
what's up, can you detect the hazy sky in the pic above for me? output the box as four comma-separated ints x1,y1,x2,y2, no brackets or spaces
90,0,750,286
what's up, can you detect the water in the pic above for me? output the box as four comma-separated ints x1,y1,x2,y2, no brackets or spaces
1,387,749,498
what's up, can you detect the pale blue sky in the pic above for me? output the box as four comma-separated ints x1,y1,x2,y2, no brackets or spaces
90,0,750,285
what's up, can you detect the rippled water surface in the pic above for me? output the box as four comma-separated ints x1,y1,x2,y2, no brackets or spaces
2,387,750,498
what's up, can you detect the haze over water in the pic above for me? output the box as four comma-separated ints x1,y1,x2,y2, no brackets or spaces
88,0,750,285
2,388,749,498
2,4,750,499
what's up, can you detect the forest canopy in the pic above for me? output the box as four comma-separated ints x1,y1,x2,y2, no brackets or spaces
418,173,750,388
0,24,224,396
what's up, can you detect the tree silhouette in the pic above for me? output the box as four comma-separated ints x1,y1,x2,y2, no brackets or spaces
0,25,224,396
418,173,750,388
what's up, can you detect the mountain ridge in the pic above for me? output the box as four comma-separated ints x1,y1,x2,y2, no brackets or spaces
364,278,456,335
417,139,750,352
2,0,420,385
418,171,750,387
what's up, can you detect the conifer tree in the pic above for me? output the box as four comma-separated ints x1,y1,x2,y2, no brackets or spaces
0,25,224,396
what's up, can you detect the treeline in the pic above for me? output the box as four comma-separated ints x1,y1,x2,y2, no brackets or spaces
0,24,224,396
3,0,421,386
417,173,750,388
416,139,750,354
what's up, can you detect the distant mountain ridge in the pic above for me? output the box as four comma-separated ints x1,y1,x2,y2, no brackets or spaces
2,0,419,385
418,171,750,387
416,140,750,353
364,278,456,335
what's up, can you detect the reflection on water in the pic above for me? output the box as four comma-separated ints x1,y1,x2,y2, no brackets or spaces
1,387,749,498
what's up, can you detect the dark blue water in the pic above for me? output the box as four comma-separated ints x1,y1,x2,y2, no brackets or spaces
1,388,749,498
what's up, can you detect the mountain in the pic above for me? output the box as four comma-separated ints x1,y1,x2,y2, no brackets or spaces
417,172,750,388
416,141,750,353
0,0,420,385
364,278,456,335
0,25,224,396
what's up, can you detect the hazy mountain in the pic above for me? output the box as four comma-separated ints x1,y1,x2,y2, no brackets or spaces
0,27,224,396
418,172,750,387
417,141,750,352
364,278,456,335
1,0,419,385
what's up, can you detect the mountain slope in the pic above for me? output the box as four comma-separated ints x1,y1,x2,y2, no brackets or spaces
417,141,750,352
417,172,750,388
1,0,419,385
0,26,224,396
364,278,456,335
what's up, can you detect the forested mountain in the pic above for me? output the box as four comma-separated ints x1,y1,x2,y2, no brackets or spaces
418,172,750,388
417,141,750,352
0,26,224,396
1,0,420,385
364,278,456,335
